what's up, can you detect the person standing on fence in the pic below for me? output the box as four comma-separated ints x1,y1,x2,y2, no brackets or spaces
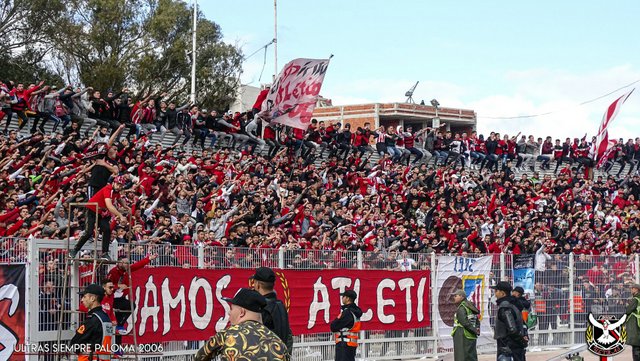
451,290,480,361
69,283,115,361
625,283,640,361
69,175,129,261
330,289,363,361
194,288,289,361
250,267,294,357
491,281,528,361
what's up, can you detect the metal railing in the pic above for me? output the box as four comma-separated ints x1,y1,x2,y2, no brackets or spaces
4,237,639,360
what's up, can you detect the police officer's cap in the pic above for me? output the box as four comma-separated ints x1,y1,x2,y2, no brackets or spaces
79,283,105,297
513,286,525,295
629,283,640,290
490,281,512,293
340,290,358,300
451,290,467,298
250,267,276,283
223,288,267,313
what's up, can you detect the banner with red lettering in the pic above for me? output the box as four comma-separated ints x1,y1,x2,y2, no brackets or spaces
126,268,430,343
0,264,27,361
259,58,330,130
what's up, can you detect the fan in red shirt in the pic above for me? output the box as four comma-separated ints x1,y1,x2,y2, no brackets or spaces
79,279,117,324
69,175,129,261
108,253,157,337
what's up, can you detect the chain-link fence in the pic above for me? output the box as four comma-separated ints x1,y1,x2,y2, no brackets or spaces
4,237,640,361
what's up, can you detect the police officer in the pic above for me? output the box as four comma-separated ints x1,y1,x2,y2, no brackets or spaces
69,283,115,361
451,290,480,361
491,281,528,361
250,267,294,356
330,290,363,361
512,286,532,324
625,283,640,361
195,288,289,361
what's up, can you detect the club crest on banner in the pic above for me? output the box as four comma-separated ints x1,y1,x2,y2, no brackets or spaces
462,276,485,321
585,313,627,356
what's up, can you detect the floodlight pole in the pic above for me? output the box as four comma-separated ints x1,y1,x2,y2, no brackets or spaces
274,0,278,79
190,0,198,104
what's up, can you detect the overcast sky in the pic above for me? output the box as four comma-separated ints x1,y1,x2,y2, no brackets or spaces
201,0,639,140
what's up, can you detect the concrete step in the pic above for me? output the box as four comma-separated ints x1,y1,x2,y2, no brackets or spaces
3,115,633,180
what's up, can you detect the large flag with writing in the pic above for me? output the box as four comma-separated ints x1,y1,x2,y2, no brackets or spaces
435,256,493,348
259,58,331,130
594,89,634,167
125,267,430,343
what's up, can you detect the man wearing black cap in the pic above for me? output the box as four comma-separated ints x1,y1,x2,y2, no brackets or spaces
250,267,294,356
490,281,527,361
69,284,115,361
330,289,363,361
194,288,288,361
625,283,640,361
511,286,532,326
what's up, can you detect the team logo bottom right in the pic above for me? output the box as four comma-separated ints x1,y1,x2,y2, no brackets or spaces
586,313,627,356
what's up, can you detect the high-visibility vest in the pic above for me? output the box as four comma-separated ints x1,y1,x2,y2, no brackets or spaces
451,302,479,340
534,299,546,314
573,295,584,313
79,311,115,361
334,310,361,347
628,296,640,328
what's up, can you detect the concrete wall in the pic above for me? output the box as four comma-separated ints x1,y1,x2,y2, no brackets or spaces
229,85,261,113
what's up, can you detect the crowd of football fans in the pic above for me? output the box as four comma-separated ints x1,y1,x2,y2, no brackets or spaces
1,80,640,270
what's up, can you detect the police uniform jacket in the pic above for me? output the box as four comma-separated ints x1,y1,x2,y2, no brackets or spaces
69,306,114,358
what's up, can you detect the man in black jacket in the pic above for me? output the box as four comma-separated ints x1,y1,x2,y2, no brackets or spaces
69,284,115,360
250,267,294,357
491,282,527,361
511,286,531,315
330,290,363,361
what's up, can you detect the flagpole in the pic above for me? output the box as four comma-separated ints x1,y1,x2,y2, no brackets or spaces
190,0,198,104
273,0,278,82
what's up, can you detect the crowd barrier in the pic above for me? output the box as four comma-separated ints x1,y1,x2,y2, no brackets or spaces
1,237,639,360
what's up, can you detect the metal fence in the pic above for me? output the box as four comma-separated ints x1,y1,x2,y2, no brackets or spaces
3,237,640,360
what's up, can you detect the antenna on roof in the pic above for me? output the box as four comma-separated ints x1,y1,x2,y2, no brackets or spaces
405,81,419,103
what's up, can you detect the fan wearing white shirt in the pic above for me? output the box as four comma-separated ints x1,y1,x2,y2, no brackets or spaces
396,250,416,271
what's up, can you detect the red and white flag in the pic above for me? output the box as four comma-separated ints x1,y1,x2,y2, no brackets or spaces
259,58,331,130
594,89,635,167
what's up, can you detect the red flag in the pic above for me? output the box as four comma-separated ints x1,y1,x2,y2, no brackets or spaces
259,58,331,130
594,89,634,167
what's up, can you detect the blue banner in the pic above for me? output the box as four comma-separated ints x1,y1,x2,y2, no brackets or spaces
512,254,535,299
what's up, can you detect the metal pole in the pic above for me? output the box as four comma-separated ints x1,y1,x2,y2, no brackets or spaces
273,0,278,79
431,252,439,355
569,253,575,346
500,252,506,281
278,247,285,269
190,0,197,103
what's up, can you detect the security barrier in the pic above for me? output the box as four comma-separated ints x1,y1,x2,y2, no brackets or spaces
2,237,639,360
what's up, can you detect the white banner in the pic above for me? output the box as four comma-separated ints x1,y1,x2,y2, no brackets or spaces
259,58,330,130
435,256,494,348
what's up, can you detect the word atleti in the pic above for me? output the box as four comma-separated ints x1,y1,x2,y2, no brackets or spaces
13,343,163,354
128,268,432,343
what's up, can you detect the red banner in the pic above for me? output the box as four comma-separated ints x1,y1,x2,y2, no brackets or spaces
0,264,27,361
127,268,430,343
